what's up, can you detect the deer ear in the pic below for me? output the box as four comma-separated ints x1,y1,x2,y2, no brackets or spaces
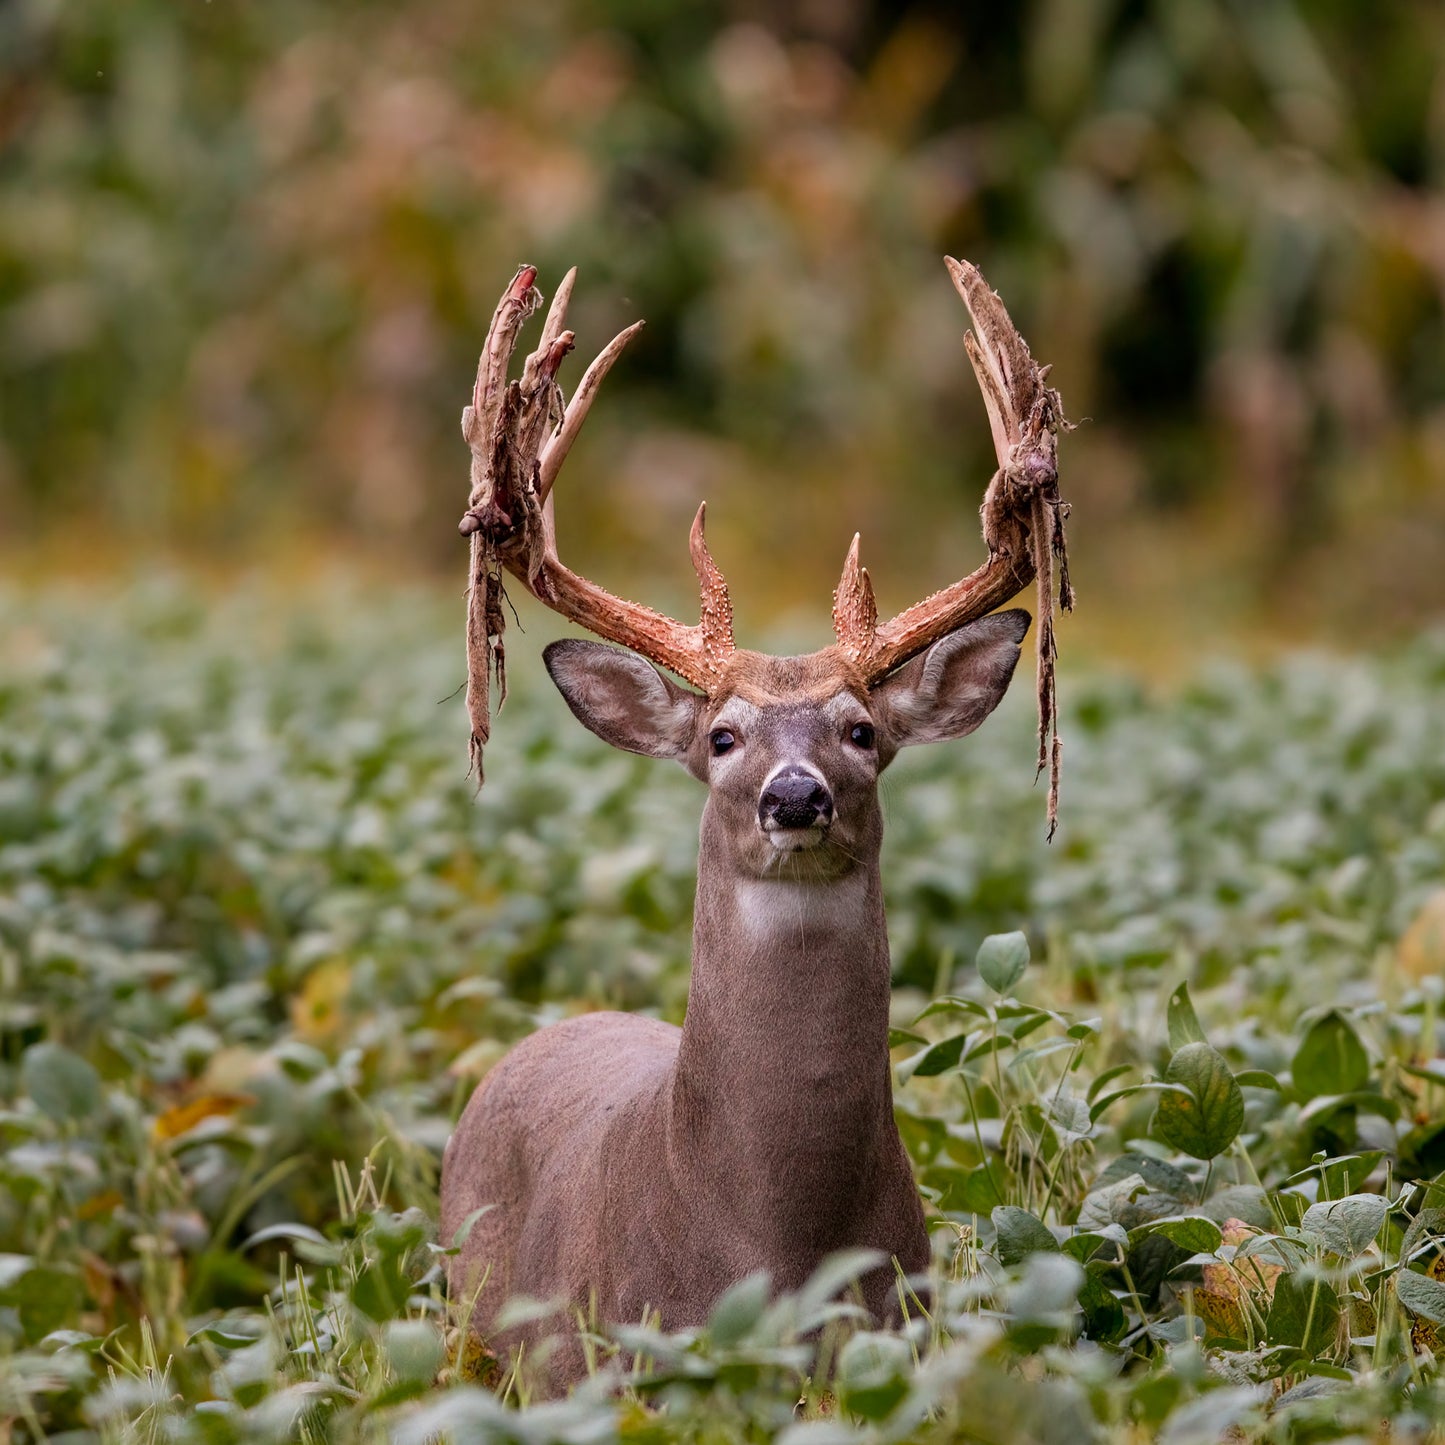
544,639,701,761
872,610,1030,752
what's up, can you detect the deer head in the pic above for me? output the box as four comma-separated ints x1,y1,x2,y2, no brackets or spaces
457,260,1072,837
543,613,1028,882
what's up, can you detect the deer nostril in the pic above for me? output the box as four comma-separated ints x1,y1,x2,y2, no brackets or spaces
759,769,833,830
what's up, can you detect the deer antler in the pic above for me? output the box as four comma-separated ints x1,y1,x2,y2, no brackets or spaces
458,265,735,779
459,259,1072,836
832,257,1074,837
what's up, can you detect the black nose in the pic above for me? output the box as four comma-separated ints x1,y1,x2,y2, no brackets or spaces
759,768,833,830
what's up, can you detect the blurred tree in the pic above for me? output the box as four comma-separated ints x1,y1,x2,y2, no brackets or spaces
1,0,1441,634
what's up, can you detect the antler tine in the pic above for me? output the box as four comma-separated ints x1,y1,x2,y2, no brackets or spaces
464,265,540,449
538,266,577,354
842,257,1066,680
688,502,736,671
461,268,737,781
832,534,877,663
836,256,1072,837
538,319,645,503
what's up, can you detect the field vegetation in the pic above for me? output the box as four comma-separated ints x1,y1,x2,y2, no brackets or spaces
4,581,1445,1441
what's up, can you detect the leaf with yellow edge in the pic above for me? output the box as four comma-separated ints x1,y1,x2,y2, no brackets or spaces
1400,890,1445,983
290,957,352,1041
1193,1220,1285,1344
1408,1250,1445,1358
153,1092,255,1142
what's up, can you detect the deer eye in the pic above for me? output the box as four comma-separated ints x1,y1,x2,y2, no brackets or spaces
850,722,876,750
710,729,736,756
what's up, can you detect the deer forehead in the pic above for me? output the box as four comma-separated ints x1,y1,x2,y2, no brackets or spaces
708,647,870,713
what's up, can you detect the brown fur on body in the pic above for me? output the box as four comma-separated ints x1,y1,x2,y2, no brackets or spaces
441,621,1028,1392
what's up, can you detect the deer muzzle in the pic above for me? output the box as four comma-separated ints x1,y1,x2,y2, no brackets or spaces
758,766,833,839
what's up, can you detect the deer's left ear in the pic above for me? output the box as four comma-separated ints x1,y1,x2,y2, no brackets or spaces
872,610,1030,755
544,639,701,762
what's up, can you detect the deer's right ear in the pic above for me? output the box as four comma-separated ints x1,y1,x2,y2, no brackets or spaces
871,609,1031,756
544,640,701,762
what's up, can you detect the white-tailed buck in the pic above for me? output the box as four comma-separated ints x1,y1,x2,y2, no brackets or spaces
440,259,1072,1390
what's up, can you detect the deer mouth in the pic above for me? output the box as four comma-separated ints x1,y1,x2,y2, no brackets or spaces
761,820,829,853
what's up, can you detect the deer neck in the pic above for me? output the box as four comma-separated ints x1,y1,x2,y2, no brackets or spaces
671,803,896,1227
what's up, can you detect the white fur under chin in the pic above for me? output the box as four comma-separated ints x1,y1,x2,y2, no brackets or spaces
763,824,826,853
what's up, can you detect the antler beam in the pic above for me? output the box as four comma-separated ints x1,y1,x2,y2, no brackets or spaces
458,266,735,779
833,257,1074,836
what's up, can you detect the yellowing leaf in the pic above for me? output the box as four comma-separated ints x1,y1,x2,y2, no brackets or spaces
199,1045,267,1093
1192,1286,1246,1342
290,958,352,1042
1195,1220,1285,1343
153,1092,255,1141
1409,1249,1445,1358
449,1326,503,1387
1401,891,1445,982
77,1190,124,1221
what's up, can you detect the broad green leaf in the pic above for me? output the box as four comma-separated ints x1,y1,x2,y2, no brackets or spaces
1301,1194,1388,1258
1297,1091,1399,1127
708,1270,771,1345
836,1332,912,1420
940,1164,1007,1217
1096,1153,1193,1198
911,997,990,1025
976,931,1029,995
1077,1175,1149,1232
1292,1012,1369,1101
370,1208,430,1256
991,1205,1059,1266
352,1253,409,1322
1401,1208,1445,1265
995,1001,1061,1024
995,1011,1053,1044
240,1222,340,1265
1166,982,1207,1051
1086,1064,1137,1102
1090,1082,1185,1125
1397,1267,1445,1324
1154,1043,1244,1160
1265,1271,1339,1355
796,1249,885,1321
15,1264,86,1343
21,1044,101,1123
1157,1388,1267,1445
39,1329,106,1353
1046,1094,1093,1142
1234,1069,1282,1090
904,1032,970,1078
1008,1253,1084,1325
1130,1215,1223,1254
1063,1225,1128,1263
1201,1185,1273,1231
384,1320,444,1384
1079,1273,1127,1342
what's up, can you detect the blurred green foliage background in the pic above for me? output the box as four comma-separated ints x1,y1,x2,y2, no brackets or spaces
2,0,1443,649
